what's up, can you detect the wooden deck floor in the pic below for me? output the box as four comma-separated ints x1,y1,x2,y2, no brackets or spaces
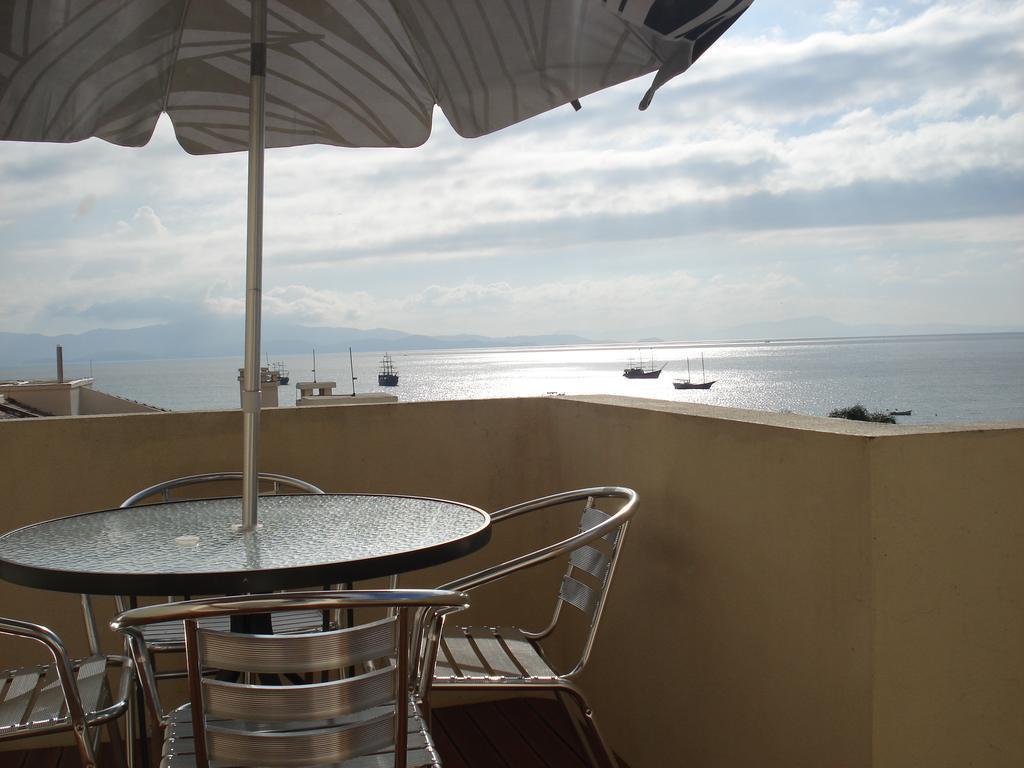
4,698,627,767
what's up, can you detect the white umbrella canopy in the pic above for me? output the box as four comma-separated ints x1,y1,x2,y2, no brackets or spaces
0,0,752,526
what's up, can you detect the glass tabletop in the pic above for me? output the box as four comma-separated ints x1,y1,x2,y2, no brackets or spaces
0,494,490,595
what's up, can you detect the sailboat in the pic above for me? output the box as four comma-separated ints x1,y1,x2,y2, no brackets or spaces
623,349,666,379
377,353,399,387
673,353,716,390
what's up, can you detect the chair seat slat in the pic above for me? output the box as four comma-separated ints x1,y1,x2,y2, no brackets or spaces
26,669,66,725
436,627,554,681
465,627,524,677
0,668,41,729
496,628,556,679
73,655,109,715
437,632,488,678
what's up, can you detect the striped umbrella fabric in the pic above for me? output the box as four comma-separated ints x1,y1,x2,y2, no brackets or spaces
1,0,752,153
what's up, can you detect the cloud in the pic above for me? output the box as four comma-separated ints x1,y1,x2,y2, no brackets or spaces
115,206,169,238
0,1,1021,338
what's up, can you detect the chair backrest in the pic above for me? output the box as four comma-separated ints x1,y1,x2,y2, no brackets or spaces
112,590,468,768
441,486,637,678
119,471,324,507
553,496,631,670
80,473,325,655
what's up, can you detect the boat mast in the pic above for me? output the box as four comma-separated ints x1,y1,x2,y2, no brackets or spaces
311,348,317,382
349,347,357,396
701,352,706,384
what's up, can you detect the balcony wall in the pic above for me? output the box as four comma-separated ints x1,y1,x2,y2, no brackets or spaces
0,396,1020,768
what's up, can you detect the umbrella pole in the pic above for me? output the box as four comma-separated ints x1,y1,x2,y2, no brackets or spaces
240,0,267,531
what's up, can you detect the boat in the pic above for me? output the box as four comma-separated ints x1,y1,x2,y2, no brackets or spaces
673,353,716,390
377,353,399,387
888,409,912,417
269,361,289,385
265,355,289,385
622,350,666,379
257,366,287,386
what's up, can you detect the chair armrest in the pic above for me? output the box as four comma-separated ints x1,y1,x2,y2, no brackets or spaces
0,617,93,726
438,486,637,593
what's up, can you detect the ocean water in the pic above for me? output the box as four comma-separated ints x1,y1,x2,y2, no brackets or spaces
4,333,1023,425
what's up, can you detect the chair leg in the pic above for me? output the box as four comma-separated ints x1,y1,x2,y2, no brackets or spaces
556,685,619,768
72,721,100,768
123,687,137,768
104,717,129,768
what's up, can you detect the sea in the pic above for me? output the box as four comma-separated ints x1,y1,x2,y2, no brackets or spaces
4,333,1023,425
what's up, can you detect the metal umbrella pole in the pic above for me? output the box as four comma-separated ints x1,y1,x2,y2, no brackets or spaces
240,0,267,531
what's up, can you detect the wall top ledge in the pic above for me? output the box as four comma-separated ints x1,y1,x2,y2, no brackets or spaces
1,394,1021,439
558,394,1024,437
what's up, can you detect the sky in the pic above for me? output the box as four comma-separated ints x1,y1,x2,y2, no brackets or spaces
1,0,1022,342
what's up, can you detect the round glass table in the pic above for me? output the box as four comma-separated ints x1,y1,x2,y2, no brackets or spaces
0,493,491,596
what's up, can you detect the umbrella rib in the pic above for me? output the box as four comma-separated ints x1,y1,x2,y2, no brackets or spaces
537,0,574,104
446,1,491,136
266,4,430,144
410,2,480,137
175,49,384,148
571,0,587,97
267,6,404,141
65,45,178,141
221,50,396,146
389,8,456,130
601,28,645,91
472,3,521,125
505,0,571,110
161,0,195,113
289,46,405,144
17,2,28,58
287,1,433,133
358,1,435,115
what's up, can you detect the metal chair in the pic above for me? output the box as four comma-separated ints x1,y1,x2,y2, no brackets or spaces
0,617,133,768
112,590,469,768
81,472,331,729
428,486,638,768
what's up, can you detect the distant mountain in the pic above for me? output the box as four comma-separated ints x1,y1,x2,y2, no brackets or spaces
715,315,1020,341
0,319,595,365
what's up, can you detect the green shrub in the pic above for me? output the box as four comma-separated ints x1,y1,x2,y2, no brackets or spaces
828,404,896,424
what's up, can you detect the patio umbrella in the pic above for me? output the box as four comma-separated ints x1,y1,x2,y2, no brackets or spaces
0,0,752,528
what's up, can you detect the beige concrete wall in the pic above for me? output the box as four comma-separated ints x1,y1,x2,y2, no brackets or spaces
1,383,78,415
0,397,1020,767
78,387,161,414
869,429,1024,768
546,397,876,767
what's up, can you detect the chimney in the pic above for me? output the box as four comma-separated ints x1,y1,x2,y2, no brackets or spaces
56,345,64,383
